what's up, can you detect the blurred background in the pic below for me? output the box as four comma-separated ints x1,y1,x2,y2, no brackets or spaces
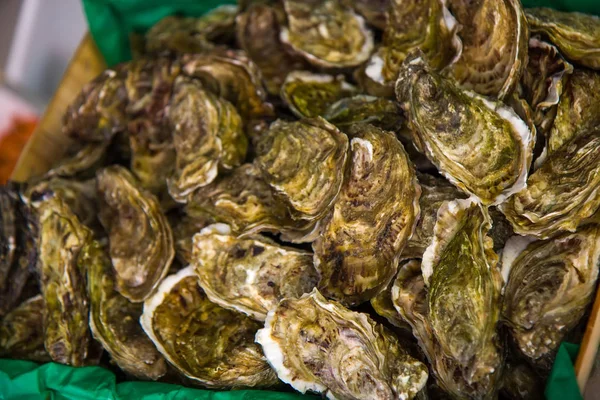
0,0,86,182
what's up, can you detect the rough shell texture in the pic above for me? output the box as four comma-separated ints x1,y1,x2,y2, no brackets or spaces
0,184,37,317
167,77,247,201
370,278,412,330
314,124,420,306
419,198,503,398
501,226,600,364
0,295,49,362
192,225,319,320
323,95,403,132
97,166,174,302
171,213,214,265
396,55,533,205
37,196,94,366
236,3,308,95
280,71,358,119
140,266,278,388
44,141,109,179
447,0,528,99
280,0,374,68
254,118,348,221
526,8,600,70
85,240,167,380
341,0,389,30
500,130,600,239
256,289,428,400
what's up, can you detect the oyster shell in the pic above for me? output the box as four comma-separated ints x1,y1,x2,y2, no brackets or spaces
447,0,528,99
171,213,214,265
370,278,412,329
85,240,167,380
401,173,466,260
0,295,49,362
256,289,429,399
342,0,389,30
140,266,278,388
97,166,174,302
314,124,420,305
396,55,533,205
501,227,600,364
401,198,503,398
45,141,109,179
280,71,358,119
323,95,403,132
192,225,319,320
526,8,600,70
0,183,37,317
500,130,600,239
254,118,348,221
37,196,94,366
280,0,374,68
145,5,238,56
167,77,247,201
182,51,274,121
236,3,308,95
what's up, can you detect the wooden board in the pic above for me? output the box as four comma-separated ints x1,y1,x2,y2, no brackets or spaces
11,34,106,181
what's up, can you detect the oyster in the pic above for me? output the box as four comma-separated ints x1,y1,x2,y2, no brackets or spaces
447,0,528,99
140,266,278,388
192,225,319,320
145,5,238,55
0,295,49,362
396,55,533,205
167,77,247,201
0,184,37,317
171,213,214,264
254,118,348,221
401,199,503,398
45,141,109,179
323,95,402,131
501,226,600,365
256,289,428,399
314,124,420,305
280,71,358,118
520,38,573,137
182,51,274,121
236,3,308,95
280,0,374,68
402,173,465,260
370,278,411,329
37,196,94,366
500,130,600,238
546,68,600,156
342,0,389,30
85,240,167,380
526,8,600,70
97,166,174,302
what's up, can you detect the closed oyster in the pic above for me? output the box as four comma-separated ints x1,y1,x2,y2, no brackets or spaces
0,295,49,362
314,124,420,305
192,225,319,320
145,5,238,56
37,196,93,366
502,227,600,365
254,118,348,221
141,266,278,388
256,289,428,399
280,71,358,118
396,55,533,205
447,0,528,99
500,130,600,239
323,95,402,132
0,184,37,317
236,3,308,95
412,198,502,398
520,38,573,137
280,0,374,68
97,166,174,302
182,51,274,121
362,0,459,95
526,8,600,70
167,77,247,201
45,141,109,179
85,240,167,380
342,0,389,30
370,278,411,329
545,69,600,156
402,173,465,260
171,213,214,264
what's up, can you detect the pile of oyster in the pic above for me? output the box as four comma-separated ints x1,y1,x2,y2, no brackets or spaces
2,0,600,398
